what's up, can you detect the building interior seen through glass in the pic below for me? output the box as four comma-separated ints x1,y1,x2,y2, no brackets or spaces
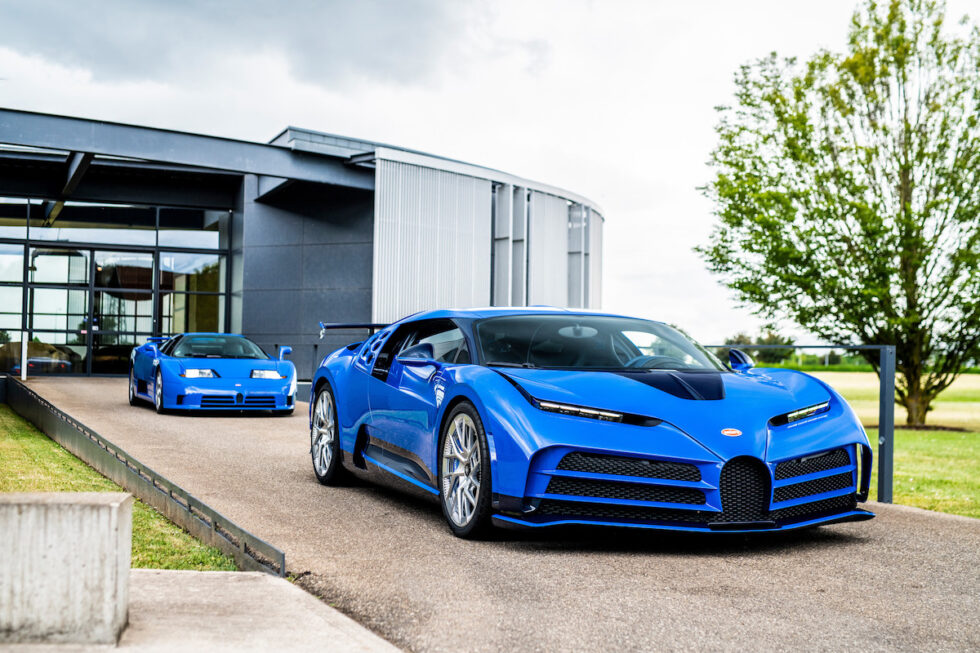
0,197,231,375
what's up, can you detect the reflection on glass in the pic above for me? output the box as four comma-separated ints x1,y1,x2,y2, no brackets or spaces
159,293,223,334
29,248,89,285
0,244,24,282
92,333,140,374
29,288,88,331
0,286,23,330
93,290,154,334
158,209,228,249
18,332,86,374
0,198,27,238
29,202,155,246
0,330,23,373
95,251,153,289
160,252,224,293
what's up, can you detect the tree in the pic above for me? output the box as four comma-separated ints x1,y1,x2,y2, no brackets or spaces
754,331,796,364
697,0,980,424
720,332,753,360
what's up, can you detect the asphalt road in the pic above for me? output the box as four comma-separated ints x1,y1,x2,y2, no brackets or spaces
26,378,980,652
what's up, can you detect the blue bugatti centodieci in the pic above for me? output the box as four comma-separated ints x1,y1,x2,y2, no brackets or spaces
309,308,873,538
129,333,297,414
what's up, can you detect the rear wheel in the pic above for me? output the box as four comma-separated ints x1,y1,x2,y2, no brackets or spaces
311,384,344,484
439,402,492,538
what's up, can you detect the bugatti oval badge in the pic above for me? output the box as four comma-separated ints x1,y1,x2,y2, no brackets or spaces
721,428,742,437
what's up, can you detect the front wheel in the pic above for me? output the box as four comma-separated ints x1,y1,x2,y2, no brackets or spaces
128,367,137,406
154,369,166,414
310,384,345,485
439,402,492,538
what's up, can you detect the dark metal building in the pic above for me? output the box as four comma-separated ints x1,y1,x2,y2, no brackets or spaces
0,109,603,379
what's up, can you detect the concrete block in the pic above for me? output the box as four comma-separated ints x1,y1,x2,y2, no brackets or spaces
0,493,133,645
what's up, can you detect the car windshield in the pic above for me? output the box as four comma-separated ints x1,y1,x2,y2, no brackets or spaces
476,315,726,371
171,335,268,359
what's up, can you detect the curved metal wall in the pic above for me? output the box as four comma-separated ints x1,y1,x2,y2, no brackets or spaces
372,159,492,322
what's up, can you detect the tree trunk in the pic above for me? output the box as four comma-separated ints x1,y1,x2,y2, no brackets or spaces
903,389,931,426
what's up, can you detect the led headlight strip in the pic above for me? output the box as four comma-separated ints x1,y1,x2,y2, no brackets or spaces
537,400,624,422
769,401,830,427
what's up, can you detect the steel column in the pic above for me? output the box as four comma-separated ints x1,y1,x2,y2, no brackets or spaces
877,345,896,503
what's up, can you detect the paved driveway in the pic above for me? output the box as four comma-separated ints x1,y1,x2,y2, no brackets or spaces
25,378,980,652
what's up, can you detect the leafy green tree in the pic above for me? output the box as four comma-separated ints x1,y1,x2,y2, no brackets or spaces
754,331,796,364
0,330,9,345
698,0,980,424
720,332,753,361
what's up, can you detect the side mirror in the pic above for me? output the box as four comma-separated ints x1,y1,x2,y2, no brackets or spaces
396,343,441,368
279,346,292,360
729,348,755,372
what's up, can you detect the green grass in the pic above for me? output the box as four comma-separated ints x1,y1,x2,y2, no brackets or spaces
866,428,980,518
0,405,237,570
798,372,979,519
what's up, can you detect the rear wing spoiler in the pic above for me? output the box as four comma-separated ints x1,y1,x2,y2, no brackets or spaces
146,336,169,343
318,321,389,339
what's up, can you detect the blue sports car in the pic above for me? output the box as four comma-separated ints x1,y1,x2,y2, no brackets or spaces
129,333,297,414
309,308,873,538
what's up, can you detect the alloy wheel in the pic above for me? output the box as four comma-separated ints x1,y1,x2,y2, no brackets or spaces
441,413,482,527
311,390,335,476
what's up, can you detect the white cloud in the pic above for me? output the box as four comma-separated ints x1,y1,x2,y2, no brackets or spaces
1,0,975,345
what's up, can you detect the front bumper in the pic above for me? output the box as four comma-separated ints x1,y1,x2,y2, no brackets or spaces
490,443,874,532
166,380,295,411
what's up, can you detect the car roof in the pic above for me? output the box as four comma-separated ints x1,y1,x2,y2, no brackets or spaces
394,306,659,323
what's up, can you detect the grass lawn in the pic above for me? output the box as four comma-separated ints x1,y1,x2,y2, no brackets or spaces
866,428,980,518
0,405,236,570
808,371,979,519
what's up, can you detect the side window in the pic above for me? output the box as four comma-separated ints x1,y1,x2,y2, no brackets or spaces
371,326,412,381
400,320,469,364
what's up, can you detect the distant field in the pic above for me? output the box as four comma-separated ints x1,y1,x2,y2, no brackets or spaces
809,371,980,431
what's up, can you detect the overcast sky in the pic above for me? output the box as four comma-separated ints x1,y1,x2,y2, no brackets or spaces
0,0,974,344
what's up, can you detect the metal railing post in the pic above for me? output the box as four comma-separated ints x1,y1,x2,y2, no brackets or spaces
877,345,896,503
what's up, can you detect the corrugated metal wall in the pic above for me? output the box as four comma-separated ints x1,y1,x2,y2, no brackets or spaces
527,191,570,306
373,159,492,322
589,211,603,309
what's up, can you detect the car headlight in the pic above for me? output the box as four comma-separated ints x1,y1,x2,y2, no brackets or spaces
181,369,216,378
769,401,830,427
251,369,285,379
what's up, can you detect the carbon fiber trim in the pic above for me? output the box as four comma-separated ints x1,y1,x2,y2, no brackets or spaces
546,477,705,505
556,452,701,481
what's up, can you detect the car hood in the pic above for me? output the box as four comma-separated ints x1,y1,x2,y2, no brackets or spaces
498,367,833,460
170,357,291,379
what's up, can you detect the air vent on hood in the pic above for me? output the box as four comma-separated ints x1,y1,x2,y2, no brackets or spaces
614,371,726,400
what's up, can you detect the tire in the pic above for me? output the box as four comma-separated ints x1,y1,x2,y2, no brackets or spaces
154,369,166,414
438,402,492,539
128,367,137,406
310,384,344,485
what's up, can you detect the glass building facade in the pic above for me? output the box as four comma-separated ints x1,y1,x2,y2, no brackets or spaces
0,197,231,375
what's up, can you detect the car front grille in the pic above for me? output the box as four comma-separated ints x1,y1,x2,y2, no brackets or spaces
775,448,850,480
774,471,853,502
769,493,857,522
534,453,858,528
546,477,705,505
537,499,712,524
201,395,236,407
556,452,701,481
715,457,770,522
244,397,277,408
